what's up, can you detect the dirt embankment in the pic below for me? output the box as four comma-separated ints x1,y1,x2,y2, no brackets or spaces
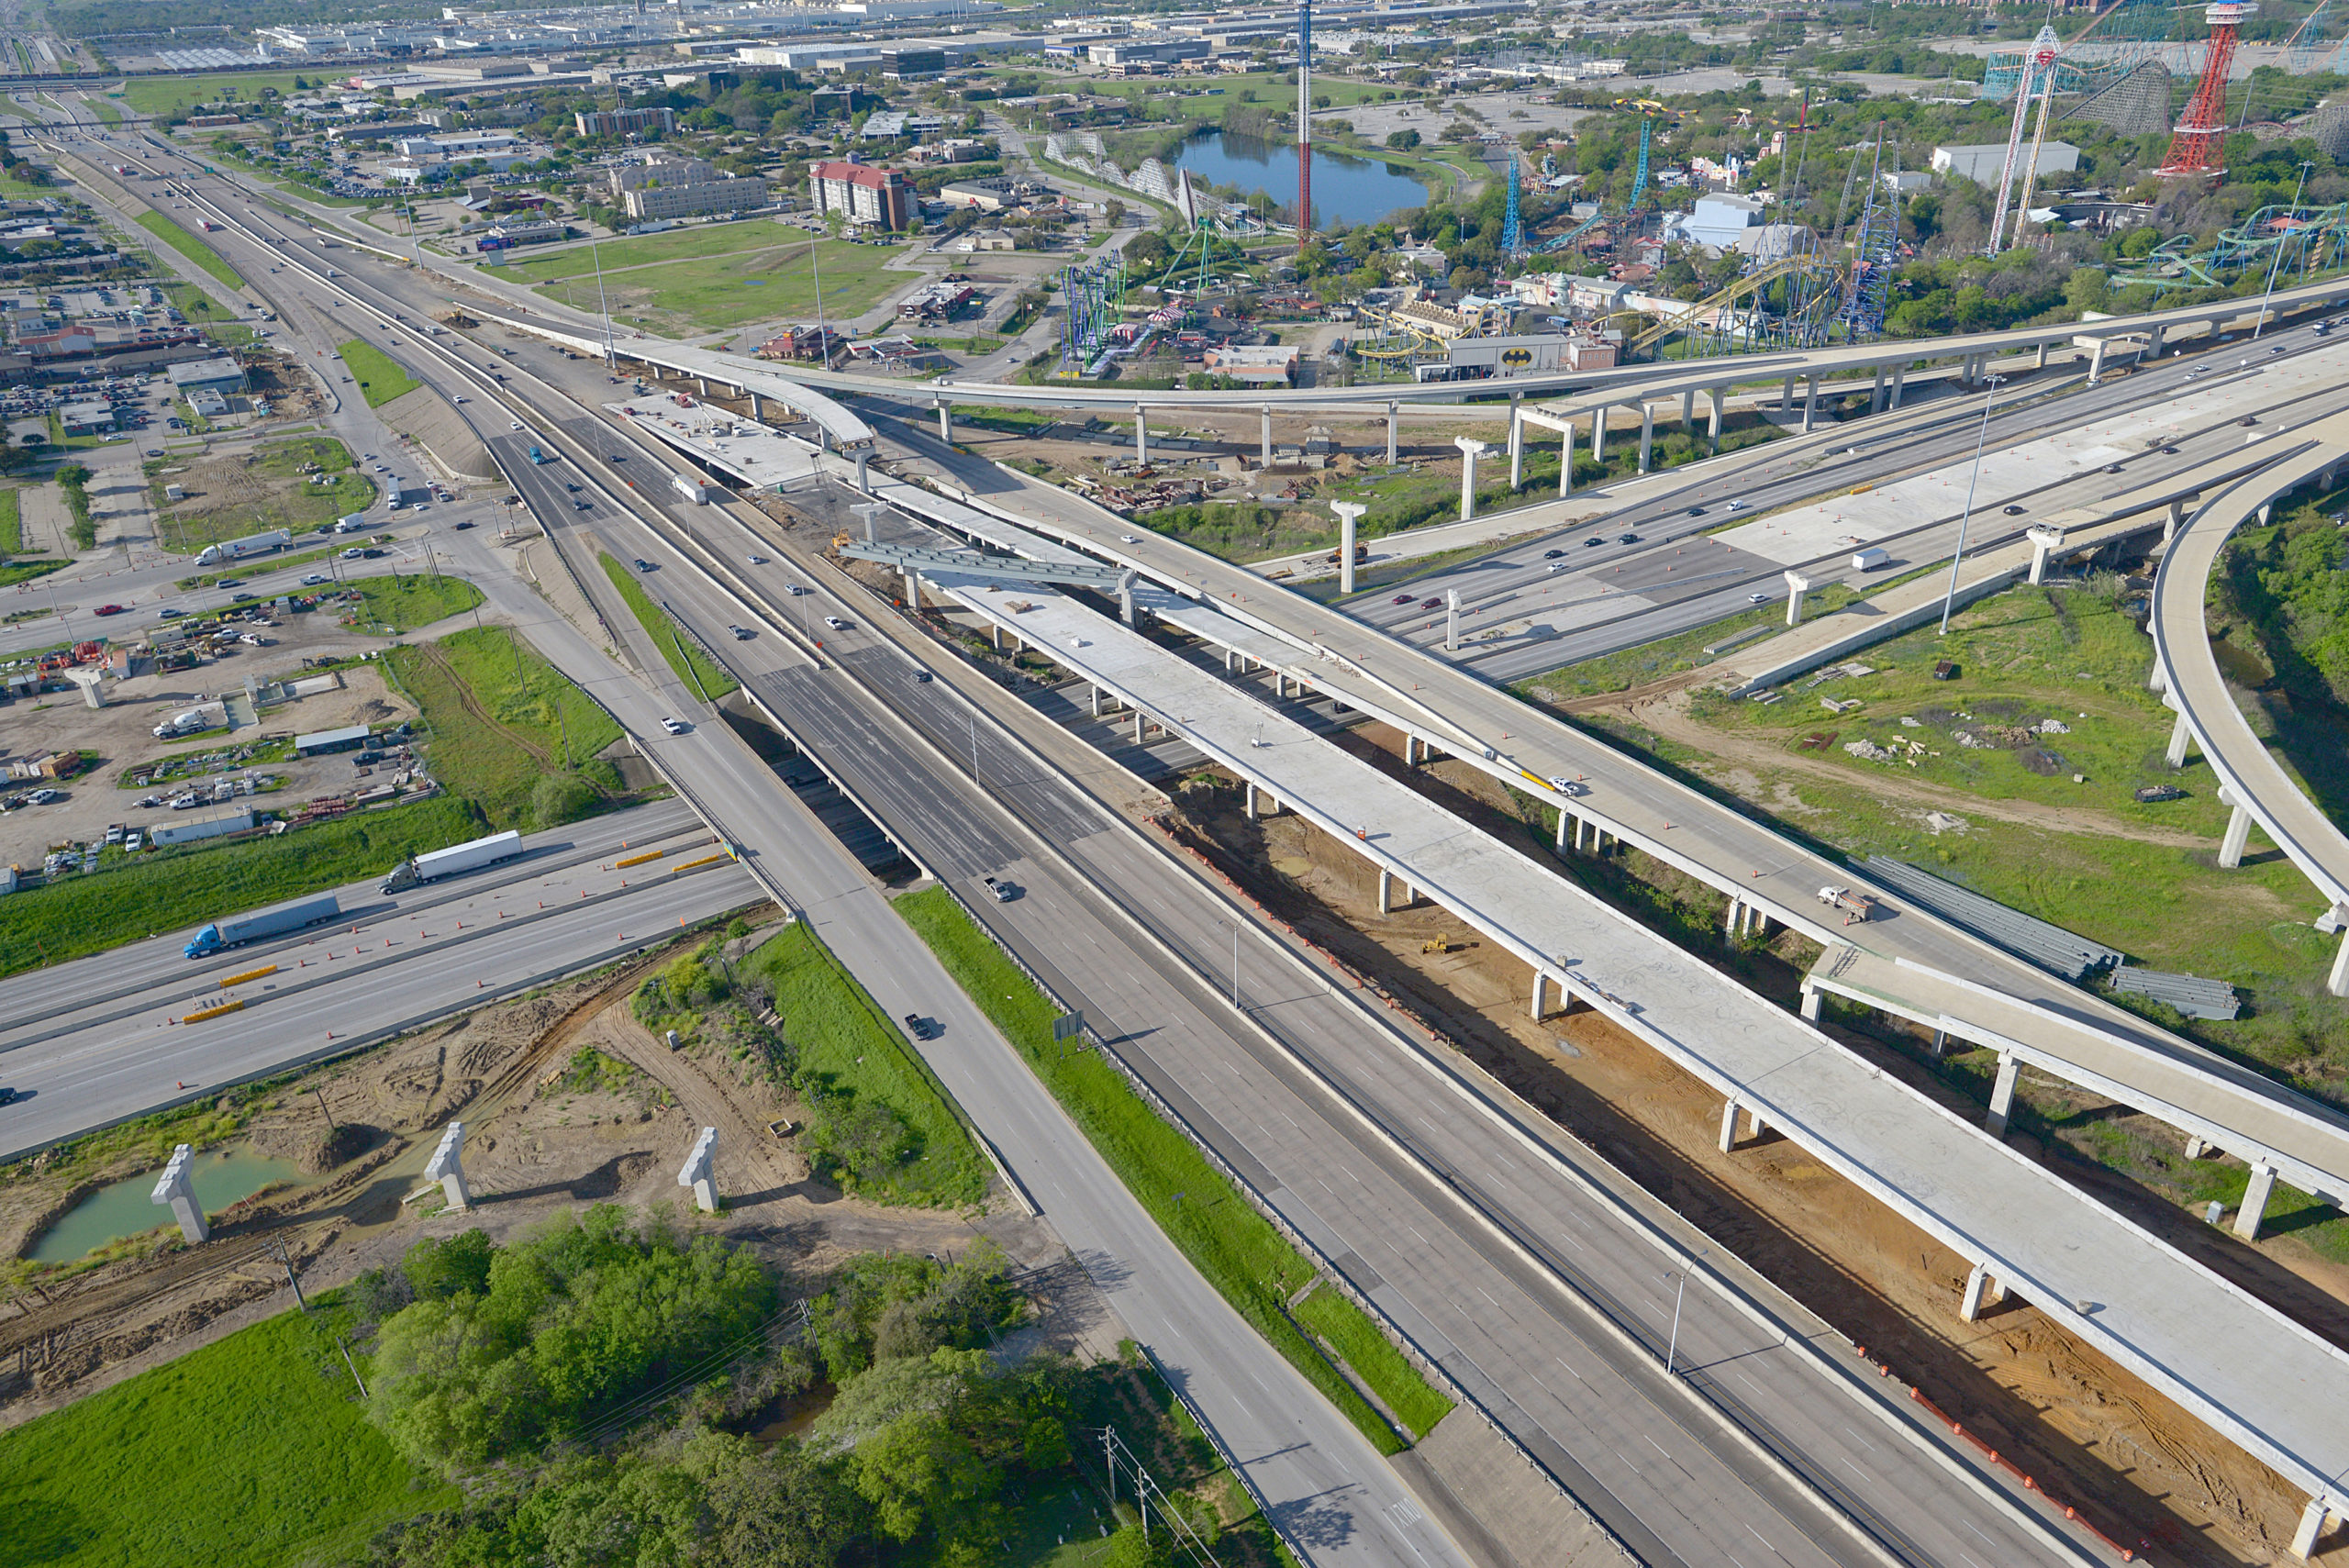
1166,724,2336,1568
0,924,1055,1429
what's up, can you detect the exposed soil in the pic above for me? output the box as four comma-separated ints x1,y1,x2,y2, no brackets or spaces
0,927,1070,1430
1166,724,2339,1568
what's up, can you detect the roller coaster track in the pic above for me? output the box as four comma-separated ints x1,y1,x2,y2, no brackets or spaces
1626,255,1832,355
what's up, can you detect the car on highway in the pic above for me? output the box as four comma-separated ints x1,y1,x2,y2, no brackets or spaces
157,606,186,619
144,448,163,457
303,573,328,584
573,500,590,511
2239,415,2259,426
1686,506,1706,517
1419,596,1441,609
785,584,806,595
984,875,1019,902
1392,594,1414,605
729,625,753,639
92,603,124,617
565,483,579,492
454,395,469,404
2104,463,2124,474
2270,344,2287,355
1749,592,1769,603
660,717,690,735
824,616,850,630
1542,549,1564,559
2002,504,2027,515
607,453,625,464
632,559,654,573
1584,536,1602,547
341,547,366,559
0,1085,17,1106
746,554,767,565
229,592,256,603
453,519,474,530
1616,532,1638,545
911,669,931,683
215,577,242,588
1542,775,1588,797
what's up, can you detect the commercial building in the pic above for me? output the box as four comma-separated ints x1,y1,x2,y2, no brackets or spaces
575,106,677,139
897,281,978,321
1201,343,1299,385
58,399,115,433
807,161,913,230
938,175,1020,211
167,358,248,396
609,155,770,220
881,47,949,79
1931,140,2079,183
1675,191,1766,250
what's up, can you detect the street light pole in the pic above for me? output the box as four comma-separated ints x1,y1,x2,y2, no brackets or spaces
1938,374,2005,635
2253,160,2316,342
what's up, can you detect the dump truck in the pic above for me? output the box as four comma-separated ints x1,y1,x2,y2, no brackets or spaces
381,828,524,894
184,891,340,959
1817,886,1876,923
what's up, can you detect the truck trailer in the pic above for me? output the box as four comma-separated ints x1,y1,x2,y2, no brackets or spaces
195,529,294,568
184,891,341,959
381,828,524,894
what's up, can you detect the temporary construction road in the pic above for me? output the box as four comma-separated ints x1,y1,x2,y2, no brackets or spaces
0,802,758,1162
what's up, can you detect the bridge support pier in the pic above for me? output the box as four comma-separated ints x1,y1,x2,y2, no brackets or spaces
1386,402,1397,465
1133,708,1146,746
2165,498,2186,543
1134,404,1148,465
854,449,873,494
1592,406,1609,462
1960,1262,2005,1322
1531,972,1550,1021
2087,339,2108,386
1454,438,1488,522
2292,1499,2337,1561
1444,587,1463,651
1262,405,1274,467
1638,404,1654,474
425,1122,471,1212
1784,570,1813,627
1889,365,1906,409
150,1144,209,1245
1378,870,1413,911
748,390,764,421
2329,919,2349,998
1090,684,1102,717
1508,395,1524,488
1800,375,1818,434
2033,342,2049,371
1681,387,1695,432
1718,1098,1765,1152
1986,1052,2020,1138
2235,1161,2277,1240
1799,983,1821,1021
677,1127,719,1214
2027,525,2065,586
1558,422,1575,495
1332,502,1365,595
1870,365,1885,415
2165,709,2195,768
934,398,952,445
2221,799,2253,869
1708,385,1725,448
2148,323,2165,357
1780,375,1794,413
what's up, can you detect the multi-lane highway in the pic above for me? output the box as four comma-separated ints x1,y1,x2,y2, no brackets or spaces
0,802,758,1161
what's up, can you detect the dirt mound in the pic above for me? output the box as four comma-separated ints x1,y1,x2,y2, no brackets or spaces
303,1123,380,1173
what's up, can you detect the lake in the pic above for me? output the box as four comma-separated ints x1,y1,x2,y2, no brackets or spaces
1173,131,1433,228
29,1146,302,1262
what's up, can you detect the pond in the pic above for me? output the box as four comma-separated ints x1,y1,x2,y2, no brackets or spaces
1173,131,1434,229
28,1146,302,1263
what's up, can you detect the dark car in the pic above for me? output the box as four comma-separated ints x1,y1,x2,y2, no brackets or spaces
1542,549,1564,559
1419,596,1442,609
1585,536,1602,547
230,591,256,602
452,519,473,530
573,500,590,511
2003,504,2027,516
607,453,625,464
1392,594,1414,605
1617,532,1638,545
2240,415,2260,426
1686,506,1706,517
0,1084,17,1106
2161,445,2180,455
902,1013,932,1040
633,558,654,573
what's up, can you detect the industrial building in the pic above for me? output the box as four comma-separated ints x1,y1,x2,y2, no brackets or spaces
166,358,248,396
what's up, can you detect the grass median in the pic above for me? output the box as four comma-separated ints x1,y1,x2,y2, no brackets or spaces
336,339,419,409
893,885,1449,1451
383,625,627,831
348,571,483,635
0,1297,453,1567
597,552,740,699
135,210,243,290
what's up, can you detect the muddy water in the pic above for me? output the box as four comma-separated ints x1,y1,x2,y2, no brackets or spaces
27,1146,303,1262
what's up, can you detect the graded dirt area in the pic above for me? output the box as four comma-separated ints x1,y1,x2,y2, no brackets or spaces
0,930,1078,1431
1165,726,2337,1567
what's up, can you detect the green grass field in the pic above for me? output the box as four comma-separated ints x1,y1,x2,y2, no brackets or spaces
349,571,484,634
0,1300,454,1567
87,97,122,127
134,211,242,290
894,886,1441,1454
508,229,903,336
0,486,19,554
153,436,375,554
336,339,419,408
598,552,740,698
741,920,989,1207
384,626,625,830
0,795,482,977
118,72,316,117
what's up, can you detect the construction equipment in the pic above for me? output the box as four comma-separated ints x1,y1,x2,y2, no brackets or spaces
1818,886,1876,924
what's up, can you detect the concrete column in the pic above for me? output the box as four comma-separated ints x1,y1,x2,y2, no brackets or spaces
2165,498,2186,543
1378,868,1393,913
1960,1262,2001,1322
1531,972,1549,1021
1090,684,1102,717
1870,365,1886,414
854,448,874,495
1404,735,1419,765
1246,782,1259,817
2033,342,2049,371
1508,393,1524,489
425,1121,471,1211
1680,388,1694,432
149,1143,209,1245
2148,323,2165,357
677,1126,719,1214
2291,1499,2334,1560
2087,339,2108,385
1718,1097,1740,1153
1386,401,1397,465
1987,1053,2021,1138
1134,404,1148,465
2258,502,2274,527
1708,385,1725,446
1800,374,1819,434
1930,1028,1949,1059
935,397,952,445
1800,984,1821,1021
2221,801,2253,869
1332,501,1365,595
1573,815,1587,853
1779,374,1794,412
2027,525,2065,586
2165,708,2194,768
1444,587,1463,651
1637,403,1654,474
1261,405,1274,467
1555,809,1570,851
1889,365,1906,409
854,500,885,544
1784,570,1812,628
1725,896,1742,940
1117,569,1138,627
749,390,764,421
2328,920,2349,999
2235,1161,2278,1240
2187,1135,2211,1159
1592,406,1608,462
902,566,920,607
1558,421,1575,495
1454,438,1487,522
1133,707,1145,746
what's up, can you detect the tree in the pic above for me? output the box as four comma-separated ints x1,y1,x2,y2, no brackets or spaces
1386,128,1421,150
850,1410,996,1540
1105,198,1126,227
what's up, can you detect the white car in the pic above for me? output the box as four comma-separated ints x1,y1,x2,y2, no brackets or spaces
1724,499,1747,512
454,395,469,404
824,616,848,630
1543,775,1588,798
1748,592,1770,603
660,717,689,735
509,420,524,430
785,584,807,596
1119,533,1137,543
302,573,328,585
746,553,767,564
